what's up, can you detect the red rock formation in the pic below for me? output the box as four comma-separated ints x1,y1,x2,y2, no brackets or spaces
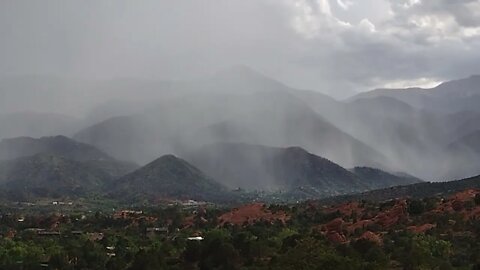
347,219,374,234
359,231,383,245
326,231,348,244
452,200,464,212
374,200,407,228
407,223,436,234
323,218,345,232
467,206,480,220
450,189,479,202
218,203,289,226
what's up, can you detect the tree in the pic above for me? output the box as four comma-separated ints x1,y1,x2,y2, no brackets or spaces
129,249,166,270
408,200,425,215
401,235,452,269
0,239,44,270
49,252,73,270
77,240,108,270
272,237,359,270
198,229,240,270
183,241,201,263
475,194,480,206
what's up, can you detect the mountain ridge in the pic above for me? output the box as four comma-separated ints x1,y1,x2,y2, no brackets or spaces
320,174,480,204
185,143,420,198
112,154,233,203
0,135,113,161
0,153,113,200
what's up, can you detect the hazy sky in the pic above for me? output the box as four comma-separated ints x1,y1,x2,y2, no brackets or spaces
1,0,480,97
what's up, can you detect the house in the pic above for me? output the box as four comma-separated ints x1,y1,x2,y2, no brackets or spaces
25,228,45,232
113,210,143,219
181,200,209,207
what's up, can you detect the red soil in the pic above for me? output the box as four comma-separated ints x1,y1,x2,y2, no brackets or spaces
373,200,408,228
347,219,374,234
326,231,348,244
218,203,289,226
323,218,345,232
407,223,436,233
450,189,479,202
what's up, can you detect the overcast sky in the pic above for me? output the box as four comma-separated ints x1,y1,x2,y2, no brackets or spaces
1,0,480,98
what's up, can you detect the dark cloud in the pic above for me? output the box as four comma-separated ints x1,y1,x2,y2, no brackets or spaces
0,0,479,98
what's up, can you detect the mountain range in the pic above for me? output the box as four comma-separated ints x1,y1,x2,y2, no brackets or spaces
0,134,477,207
350,75,480,114
73,77,387,169
185,143,421,197
1,67,480,198
0,136,422,202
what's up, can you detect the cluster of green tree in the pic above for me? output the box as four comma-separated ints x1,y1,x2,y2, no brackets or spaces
3,225,474,270
2,195,480,269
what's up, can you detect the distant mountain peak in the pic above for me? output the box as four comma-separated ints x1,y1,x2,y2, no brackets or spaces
0,135,114,162
113,154,230,202
222,64,257,74
141,154,203,176
151,154,180,163
216,65,262,77
283,146,312,158
145,154,197,169
211,65,288,91
284,146,308,152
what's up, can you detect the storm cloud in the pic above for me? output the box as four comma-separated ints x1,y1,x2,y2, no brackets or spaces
1,0,480,98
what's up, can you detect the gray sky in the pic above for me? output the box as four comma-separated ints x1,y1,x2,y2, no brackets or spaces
1,0,480,98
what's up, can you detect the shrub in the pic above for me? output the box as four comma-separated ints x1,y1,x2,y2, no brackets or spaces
408,200,425,215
